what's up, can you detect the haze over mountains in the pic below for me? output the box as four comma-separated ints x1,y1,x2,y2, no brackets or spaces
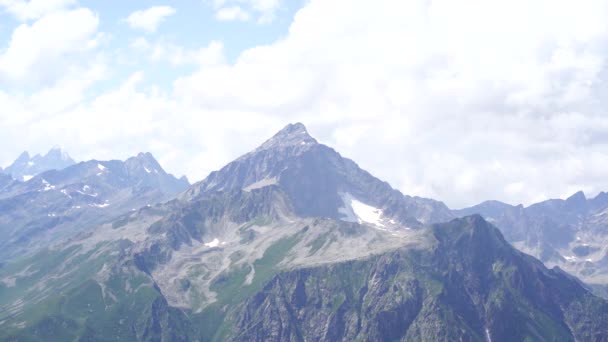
456,191,608,297
0,124,607,341
1,147,76,181
0,151,189,260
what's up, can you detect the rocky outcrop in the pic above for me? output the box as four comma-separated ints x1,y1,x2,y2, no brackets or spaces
229,216,608,341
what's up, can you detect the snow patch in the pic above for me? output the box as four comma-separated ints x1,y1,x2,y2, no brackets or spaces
564,255,577,262
339,192,385,228
41,179,55,191
27,161,34,166
76,185,98,197
204,238,220,248
97,163,106,171
144,166,151,173
22,175,33,182
91,201,110,208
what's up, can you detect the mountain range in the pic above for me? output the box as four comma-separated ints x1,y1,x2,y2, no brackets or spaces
1,147,76,181
455,191,608,298
0,123,606,341
0,152,189,260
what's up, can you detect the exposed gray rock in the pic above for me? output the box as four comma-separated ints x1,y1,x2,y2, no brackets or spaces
0,152,189,260
228,216,608,341
2,147,76,181
1,124,607,341
455,191,608,296
185,123,453,228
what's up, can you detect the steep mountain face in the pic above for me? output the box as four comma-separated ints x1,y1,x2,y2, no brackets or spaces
455,192,608,296
2,147,76,181
0,172,14,191
0,124,606,341
185,123,453,227
2,210,606,341
0,152,189,260
230,216,608,341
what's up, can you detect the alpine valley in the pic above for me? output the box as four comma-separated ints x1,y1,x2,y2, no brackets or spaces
0,124,607,341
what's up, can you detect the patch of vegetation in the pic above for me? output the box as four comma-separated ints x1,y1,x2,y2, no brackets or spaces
195,304,227,341
148,220,164,233
111,215,131,229
229,251,245,264
211,230,305,307
209,264,252,304
249,232,304,289
307,232,330,255
239,215,272,231
331,293,346,312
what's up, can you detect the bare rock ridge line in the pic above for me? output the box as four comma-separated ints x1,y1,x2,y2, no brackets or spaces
0,151,190,260
2,147,76,181
0,123,606,341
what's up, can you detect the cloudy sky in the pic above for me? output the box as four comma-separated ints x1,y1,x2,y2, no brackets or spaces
1,0,608,208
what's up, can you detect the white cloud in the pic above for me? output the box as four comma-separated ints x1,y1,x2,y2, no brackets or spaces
0,8,100,84
172,0,608,207
211,0,280,23
130,37,225,66
0,0,75,21
215,5,250,22
4,0,608,209
126,6,176,33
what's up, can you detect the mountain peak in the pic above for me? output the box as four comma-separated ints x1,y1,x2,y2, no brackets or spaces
15,151,30,162
566,190,586,201
125,152,164,174
3,148,75,180
135,151,157,163
187,121,453,226
256,122,317,151
45,146,73,162
279,122,308,134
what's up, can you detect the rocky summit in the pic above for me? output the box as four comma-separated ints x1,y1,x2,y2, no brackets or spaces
2,147,76,181
0,152,189,260
455,191,608,299
0,124,607,341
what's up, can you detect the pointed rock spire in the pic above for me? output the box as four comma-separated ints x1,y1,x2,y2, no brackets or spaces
256,122,318,151
45,146,74,162
565,190,587,211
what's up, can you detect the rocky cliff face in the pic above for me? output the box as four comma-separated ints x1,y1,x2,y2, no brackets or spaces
1,124,607,341
0,172,13,191
2,147,76,181
228,216,608,342
186,123,453,227
455,192,608,296
0,152,189,260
